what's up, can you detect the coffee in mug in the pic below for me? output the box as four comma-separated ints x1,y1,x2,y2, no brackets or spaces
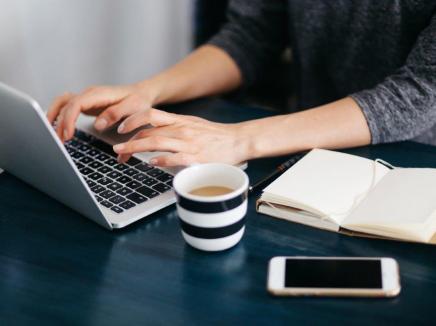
189,186,234,197
173,163,249,252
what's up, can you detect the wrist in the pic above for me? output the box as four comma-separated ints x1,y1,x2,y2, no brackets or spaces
235,115,304,160
233,120,269,160
135,77,167,106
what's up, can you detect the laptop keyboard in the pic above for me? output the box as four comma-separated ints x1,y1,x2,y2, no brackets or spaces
64,130,173,214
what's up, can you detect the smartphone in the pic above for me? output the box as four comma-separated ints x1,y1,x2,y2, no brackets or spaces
267,256,401,297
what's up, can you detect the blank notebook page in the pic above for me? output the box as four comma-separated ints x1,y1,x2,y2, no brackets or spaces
344,168,436,231
263,149,390,224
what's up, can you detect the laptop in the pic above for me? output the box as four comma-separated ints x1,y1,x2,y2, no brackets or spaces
0,82,180,229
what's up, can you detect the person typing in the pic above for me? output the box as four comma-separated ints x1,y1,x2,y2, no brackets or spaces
48,0,436,167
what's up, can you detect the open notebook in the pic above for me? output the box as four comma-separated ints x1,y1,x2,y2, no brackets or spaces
257,149,436,244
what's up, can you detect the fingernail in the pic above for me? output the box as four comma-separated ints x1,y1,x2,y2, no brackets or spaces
94,118,107,131
117,122,125,133
150,158,157,165
63,130,69,140
113,144,124,152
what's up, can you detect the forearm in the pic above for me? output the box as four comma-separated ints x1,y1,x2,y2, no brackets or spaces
113,97,371,167
240,97,371,159
139,45,242,105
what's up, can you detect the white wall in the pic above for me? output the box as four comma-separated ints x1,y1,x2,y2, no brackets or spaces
0,0,193,109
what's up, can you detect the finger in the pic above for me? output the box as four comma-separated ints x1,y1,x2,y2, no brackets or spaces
117,153,132,164
83,107,105,116
113,135,191,155
55,112,66,141
117,109,177,134
94,95,152,132
62,86,130,140
149,153,196,167
115,129,147,163
115,128,152,163
120,125,176,140
47,92,74,124
93,100,142,132
122,123,197,140
60,97,89,141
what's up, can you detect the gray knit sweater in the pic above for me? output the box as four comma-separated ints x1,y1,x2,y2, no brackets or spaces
209,0,436,145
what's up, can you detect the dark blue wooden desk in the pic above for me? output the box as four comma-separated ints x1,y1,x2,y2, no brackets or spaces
1,99,436,325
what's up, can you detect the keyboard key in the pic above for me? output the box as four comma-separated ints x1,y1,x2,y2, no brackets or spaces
116,187,133,196
105,158,118,166
133,173,148,182
91,185,105,194
143,177,158,187
66,147,76,155
72,152,84,160
98,177,112,186
79,156,93,164
107,171,122,179
109,195,125,205
127,157,142,166
96,153,110,161
87,149,99,157
117,175,132,184
136,186,160,199
78,144,91,152
111,206,124,214
79,167,93,175
86,179,96,187
75,162,85,170
119,200,136,210
90,139,117,157
107,182,123,191
126,180,142,189
135,163,153,173
156,173,173,183
124,168,138,177
89,172,103,180
89,161,103,169
70,139,81,148
100,189,115,199
95,196,103,202
97,166,112,174
153,183,171,193
166,180,173,186
146,168,164,178
101,200,113,208
114,164,129,171
126,192,148,204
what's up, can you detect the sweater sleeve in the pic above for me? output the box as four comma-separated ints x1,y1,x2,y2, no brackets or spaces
351,14,436,144
207,0,288,87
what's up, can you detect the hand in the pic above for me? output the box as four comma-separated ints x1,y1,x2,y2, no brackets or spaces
47,82,160,142
112,109,252,167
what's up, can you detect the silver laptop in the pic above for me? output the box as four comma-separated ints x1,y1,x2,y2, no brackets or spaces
0,82,179,229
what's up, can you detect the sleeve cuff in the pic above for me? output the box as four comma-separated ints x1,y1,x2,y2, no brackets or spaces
207,25,258,88
350,91,383,144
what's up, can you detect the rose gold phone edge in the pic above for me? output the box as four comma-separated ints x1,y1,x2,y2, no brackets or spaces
267,256,401,298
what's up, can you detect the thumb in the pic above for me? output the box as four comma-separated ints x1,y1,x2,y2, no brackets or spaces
117,108,177,134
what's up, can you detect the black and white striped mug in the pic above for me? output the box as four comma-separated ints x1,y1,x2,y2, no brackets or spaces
173,163,249,251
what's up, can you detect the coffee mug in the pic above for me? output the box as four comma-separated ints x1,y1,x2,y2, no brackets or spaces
173,163,249,252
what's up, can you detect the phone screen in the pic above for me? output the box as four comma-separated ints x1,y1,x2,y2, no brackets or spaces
285,259,382,289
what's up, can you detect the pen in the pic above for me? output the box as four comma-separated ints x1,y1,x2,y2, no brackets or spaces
248,152,307,195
